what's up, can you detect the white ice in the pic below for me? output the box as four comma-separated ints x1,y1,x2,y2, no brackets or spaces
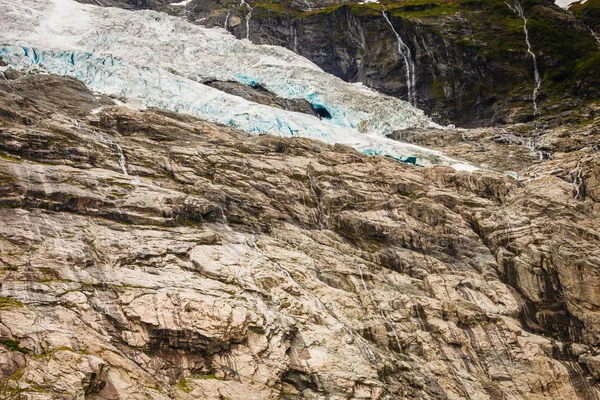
555,0,583,8
0,0,477,171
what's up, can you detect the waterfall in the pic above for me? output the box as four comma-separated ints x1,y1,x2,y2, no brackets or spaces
240,0,253,40
293,27,298,53
99,134,128,175
115,143,128,175
569,159,584,200
589,27,600,46
245,10,252,40
303,0,313,12
506,0,541,116
382,11,416,107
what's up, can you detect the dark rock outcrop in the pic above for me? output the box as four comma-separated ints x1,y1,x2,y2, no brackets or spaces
205,80,319,116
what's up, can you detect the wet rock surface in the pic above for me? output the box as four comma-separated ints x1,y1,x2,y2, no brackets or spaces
0,73,599,399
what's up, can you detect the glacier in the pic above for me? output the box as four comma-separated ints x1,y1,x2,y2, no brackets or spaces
0,0,477,171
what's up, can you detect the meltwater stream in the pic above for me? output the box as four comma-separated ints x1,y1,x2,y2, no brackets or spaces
0,0,476,171
99,134,128,175
240,0,253,40
382,11,417,107
506,0,542,116
589,27,600,46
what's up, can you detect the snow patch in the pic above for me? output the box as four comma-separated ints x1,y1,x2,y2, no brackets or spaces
555,0,583,8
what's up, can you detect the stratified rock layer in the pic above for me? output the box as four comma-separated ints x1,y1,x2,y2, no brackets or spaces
0,73,599,399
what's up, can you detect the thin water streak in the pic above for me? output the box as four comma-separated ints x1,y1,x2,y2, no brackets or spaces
506,0,541,116
99,134,128,175
589,27,600,45
115,143,128,175
293,26,298,53
382,11,416,106
240,0,253,40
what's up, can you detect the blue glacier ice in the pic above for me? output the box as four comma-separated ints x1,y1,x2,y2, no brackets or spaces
0,0,477,171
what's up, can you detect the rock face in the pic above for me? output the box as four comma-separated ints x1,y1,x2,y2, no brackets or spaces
1,73,600,399
572,0,600,32
204,80,320,117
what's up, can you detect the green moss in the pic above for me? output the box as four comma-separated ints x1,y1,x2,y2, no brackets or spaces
0,296,23,309
348,3,383,17
454,37,475,47
0,339,29,354
253,2,299,18
0,380,27,399
574,51,600,95
529,15,597,80
0,152,22,163
108,181,135,189
176,379,193,393
298,4,343,19
431,78,446,101
571,0,600,25
389,3,454,18
33,346,86,361
576,51,600,75
518,7,600,99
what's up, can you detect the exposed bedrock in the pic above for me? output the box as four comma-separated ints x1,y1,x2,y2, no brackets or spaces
0,73,599,399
